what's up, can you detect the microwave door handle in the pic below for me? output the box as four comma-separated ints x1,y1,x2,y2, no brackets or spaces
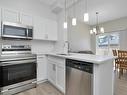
27,28,28,38
1,22,4,36
1,59,36,66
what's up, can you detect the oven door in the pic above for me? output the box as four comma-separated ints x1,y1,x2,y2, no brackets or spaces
0,59,36,87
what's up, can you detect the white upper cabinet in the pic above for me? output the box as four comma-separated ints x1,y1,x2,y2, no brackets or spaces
45,19,58,41
0,8,1,22
34,16,58,41
20,13,33,26
2,8,19,23
1,8,57,41
0,8,1,35
33,16,45,40
1,8,33,26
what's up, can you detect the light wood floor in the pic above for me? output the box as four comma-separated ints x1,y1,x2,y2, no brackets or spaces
114,70,127,95
16,82,63,95
17,71,127,95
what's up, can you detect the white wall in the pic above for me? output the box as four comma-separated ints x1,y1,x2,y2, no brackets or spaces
119,30,127,50
68,18,91,52
90,34,96,54
54,2,91,53
0,0,57,54
99,17,127,33
54,10,91,53
53,11,68,53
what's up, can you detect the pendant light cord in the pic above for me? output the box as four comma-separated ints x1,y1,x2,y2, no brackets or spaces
73,0,76,18
96,12,99,26
85,0,88,12
65,0,67,21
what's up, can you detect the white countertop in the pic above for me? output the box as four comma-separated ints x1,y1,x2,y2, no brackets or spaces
47,53,116,64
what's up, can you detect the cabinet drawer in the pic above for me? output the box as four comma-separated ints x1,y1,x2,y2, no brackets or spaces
47,56,65,66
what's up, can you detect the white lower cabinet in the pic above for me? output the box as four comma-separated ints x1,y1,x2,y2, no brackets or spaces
47,56,65,93
56,65,65,93
48,61,56,85
37,55,47,83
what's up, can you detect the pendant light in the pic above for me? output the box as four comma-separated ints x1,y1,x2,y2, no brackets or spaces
72,18,77,26
63,0,67,29
84,0,89,22
72,0,77,26
90,12,104,35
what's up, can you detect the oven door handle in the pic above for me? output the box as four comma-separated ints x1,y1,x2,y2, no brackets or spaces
0,59,36,66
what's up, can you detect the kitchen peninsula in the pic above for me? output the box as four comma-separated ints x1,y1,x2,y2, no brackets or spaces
47,53,115,95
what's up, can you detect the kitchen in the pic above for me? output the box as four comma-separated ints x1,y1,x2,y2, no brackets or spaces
0,0,127,95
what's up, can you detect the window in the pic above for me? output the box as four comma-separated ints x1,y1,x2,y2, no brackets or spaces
109,33,119,46
98,35,108,47
97,32,119,47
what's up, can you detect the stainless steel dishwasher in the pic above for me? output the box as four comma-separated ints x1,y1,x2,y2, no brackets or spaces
66,59,93,95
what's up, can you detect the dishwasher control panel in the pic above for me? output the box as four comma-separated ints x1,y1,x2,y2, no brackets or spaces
66,59,93,74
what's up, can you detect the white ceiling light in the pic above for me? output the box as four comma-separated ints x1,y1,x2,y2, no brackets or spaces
63,22,68,29
100,27,105,33
72,18,77,26
63,0,68,29
84,13,89,22
90,12,104,35
72,0,77,26
84,0,89,22
90,30,93,34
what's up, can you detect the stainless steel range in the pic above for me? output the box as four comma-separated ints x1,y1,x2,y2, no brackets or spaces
0,45,37,95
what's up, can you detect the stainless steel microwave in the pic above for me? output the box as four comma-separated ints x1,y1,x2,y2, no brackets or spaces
1,21,33,40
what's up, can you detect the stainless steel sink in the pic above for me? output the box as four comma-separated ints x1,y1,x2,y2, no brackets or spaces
57,53,72,56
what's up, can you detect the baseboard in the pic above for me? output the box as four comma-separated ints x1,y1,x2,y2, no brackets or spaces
37,79,48,84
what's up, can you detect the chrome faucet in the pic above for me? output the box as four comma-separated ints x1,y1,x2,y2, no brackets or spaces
64,41,70,53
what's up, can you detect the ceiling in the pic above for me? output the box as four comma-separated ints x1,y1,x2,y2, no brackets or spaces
39,0,127,25
39,0,76,6
39,0,57,6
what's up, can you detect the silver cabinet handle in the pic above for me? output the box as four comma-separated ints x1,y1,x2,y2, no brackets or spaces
53,64,56,71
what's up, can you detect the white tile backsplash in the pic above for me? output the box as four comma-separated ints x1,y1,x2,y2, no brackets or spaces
0,39,55,55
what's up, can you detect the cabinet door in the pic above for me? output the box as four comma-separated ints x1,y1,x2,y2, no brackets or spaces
0,8,1,35
48,61,56,85
0,8,1,22
2,8,19,23
45,19,58,41
56,65,65,93
37,55,47,82
33,16,45,40
20,13,33,26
